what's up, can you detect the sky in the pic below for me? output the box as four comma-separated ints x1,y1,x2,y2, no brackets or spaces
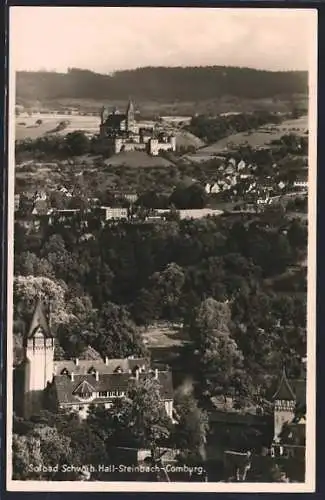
10,7,317,73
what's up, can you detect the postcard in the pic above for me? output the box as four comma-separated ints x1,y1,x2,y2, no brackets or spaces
6,6,317,492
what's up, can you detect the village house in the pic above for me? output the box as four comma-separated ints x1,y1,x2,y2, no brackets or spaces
47,208,89,229
155,208,223,220
206,363,306,474
96,206,129,223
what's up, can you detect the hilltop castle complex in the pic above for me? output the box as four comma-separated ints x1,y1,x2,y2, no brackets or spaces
99,100,176,156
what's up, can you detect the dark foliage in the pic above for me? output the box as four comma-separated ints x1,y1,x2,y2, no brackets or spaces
17,66,307,102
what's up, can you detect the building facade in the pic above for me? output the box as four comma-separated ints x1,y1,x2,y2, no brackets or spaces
99,100,176,156
20,301,174,420
271,367,306,459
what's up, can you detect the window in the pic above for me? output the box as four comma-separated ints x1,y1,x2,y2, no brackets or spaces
78,392,92,399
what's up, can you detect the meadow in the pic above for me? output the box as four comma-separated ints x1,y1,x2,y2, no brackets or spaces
185,115,308,162
16,113,100,141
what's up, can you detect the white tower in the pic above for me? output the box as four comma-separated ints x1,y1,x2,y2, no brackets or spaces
272,368,296,442
23,300,55,417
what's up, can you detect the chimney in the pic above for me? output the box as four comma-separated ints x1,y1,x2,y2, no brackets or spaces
95,370,99,382
105,357,109,366
135,368,139,380
75,358,79,366
142,364,146,372
154,368,159,380
71,372,74,382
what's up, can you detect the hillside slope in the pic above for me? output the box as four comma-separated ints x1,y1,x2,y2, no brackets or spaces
16,66,308,103
104,151,176,168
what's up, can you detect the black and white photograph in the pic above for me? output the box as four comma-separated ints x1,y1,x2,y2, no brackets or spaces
6,6,317,492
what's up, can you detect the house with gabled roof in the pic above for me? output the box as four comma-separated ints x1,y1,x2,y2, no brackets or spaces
18,300,174,421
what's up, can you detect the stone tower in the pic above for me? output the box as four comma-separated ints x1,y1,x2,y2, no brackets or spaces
23,299,55,417
272,368,296,442
126,99,135,133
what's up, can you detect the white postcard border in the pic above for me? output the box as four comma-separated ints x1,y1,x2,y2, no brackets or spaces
6,6,318,493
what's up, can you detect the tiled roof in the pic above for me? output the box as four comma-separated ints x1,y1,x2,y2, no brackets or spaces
78,345,102,360
53,357,149,376
210,410,271,426
272,369,306,405
290,379,306,407
27,300,51,339
53,370,173,405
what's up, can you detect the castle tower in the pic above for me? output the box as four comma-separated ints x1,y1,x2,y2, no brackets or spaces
272,368,296,442
169,135,176,152
100,106,110,125
149,138,159,156
126,99,135,133
23,299,55,417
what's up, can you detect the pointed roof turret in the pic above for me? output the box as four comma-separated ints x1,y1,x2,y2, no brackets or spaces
27,299,52,339
272,367,296,401
126,98,134,114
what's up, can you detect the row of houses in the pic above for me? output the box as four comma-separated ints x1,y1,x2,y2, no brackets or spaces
16,205,225,233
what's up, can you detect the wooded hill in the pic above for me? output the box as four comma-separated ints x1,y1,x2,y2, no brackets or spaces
16,66,308,103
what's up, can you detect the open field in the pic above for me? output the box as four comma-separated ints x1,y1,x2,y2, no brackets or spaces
141,322,190,349
185,115,308,162
16,113,100,141
16,120,60,140
140,322,192,372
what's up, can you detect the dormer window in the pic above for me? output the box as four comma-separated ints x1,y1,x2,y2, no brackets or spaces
73,379,95,401
114,366,123,373
60,368,70,375
88,367,96,375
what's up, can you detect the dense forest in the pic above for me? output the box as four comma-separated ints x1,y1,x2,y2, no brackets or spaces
16,66,308,103
14,208,307,396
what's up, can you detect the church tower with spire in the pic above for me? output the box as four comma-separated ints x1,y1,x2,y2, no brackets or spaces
126,99,135,133
23,299,55,417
